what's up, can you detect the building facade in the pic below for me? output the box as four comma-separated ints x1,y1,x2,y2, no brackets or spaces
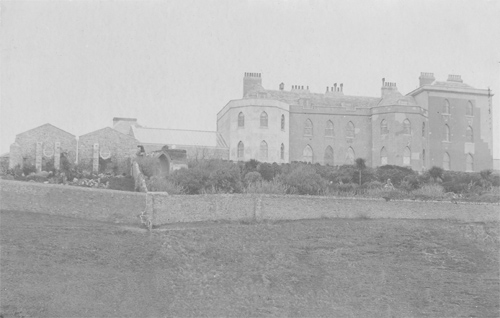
217,72,494,172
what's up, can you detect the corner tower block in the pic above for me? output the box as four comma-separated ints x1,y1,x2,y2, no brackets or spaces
243,72,262,97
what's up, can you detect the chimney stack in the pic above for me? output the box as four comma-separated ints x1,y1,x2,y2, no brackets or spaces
381,80,399,97
340,83,343,92
243,72,263,97
419,72,435,87
447,74,463,83
279,82,284,91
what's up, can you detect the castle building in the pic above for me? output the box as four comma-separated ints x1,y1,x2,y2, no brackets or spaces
217,72,494,172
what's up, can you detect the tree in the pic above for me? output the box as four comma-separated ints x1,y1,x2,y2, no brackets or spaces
355,158,366,186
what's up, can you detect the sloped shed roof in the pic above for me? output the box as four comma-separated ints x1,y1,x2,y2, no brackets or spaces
131,126,228,148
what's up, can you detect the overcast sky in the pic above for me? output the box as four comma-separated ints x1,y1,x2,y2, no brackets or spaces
1,0,499,159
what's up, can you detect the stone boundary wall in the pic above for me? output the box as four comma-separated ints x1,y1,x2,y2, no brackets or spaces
150,193,500,225
0,180,146,224
1,180,499,227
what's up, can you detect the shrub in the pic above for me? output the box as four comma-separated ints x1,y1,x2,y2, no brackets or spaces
411,184,446,201
376,165,416,186
428,166,444,180
400,174,421,192
147,176,184,194
243,159,259,175
169,159,243,194
281,165,326,195
206,165,243,193
244,171,262,185
169,168,209,194
257,163,275,181
135,156,161,177
362,180,384,189
42,158,56,174
22,163,36,176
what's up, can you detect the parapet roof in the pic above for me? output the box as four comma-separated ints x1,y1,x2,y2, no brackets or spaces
255,89,382,108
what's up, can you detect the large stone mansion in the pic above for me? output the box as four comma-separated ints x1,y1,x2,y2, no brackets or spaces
217,72,494,172
5,71,494,173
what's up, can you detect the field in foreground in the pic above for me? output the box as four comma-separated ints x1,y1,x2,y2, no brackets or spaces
1,210,499,318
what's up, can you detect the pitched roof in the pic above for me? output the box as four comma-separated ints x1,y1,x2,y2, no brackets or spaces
378,92,418,107
131,126,228,148
430,81,474,89
79,127,138,140
16,123,75,137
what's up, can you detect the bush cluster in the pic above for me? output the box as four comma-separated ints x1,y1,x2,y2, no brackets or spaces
141,159,498,202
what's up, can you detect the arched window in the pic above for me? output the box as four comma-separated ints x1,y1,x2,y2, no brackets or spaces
380,119,388,135
280,143,285,160
345,147,355,164
260,112,268,128
403,147,411,166
466,126,473,142
443,99,450,114
403,119,411,135
303,145,313,163
380,147,388,165
443,152,450,171
325,120,334,137
237,141,244,159
422,122,426,137
324,146,334,165
304,119,313,136
260,140,268,160
444,124,450,142
466,153,474,172
346,121,355,139
238,112,244,128
466,101,473,116
281,114,285,130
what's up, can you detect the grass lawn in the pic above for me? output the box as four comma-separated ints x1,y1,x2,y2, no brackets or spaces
1,210,499,317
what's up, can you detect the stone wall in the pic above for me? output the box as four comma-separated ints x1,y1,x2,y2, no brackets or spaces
13,124,77,169
0,180,146,224
150,193,499,225
78,127,138,174
2,180,498,227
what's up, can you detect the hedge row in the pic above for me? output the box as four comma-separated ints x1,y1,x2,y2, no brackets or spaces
143,159,500,201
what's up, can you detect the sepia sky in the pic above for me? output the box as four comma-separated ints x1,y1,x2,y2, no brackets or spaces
1,0,499,158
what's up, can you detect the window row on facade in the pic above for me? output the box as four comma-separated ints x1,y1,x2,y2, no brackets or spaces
442,124,474,142
237,141,286,160
238,112,286,130
380,119,412,135
442,99,474,116
442,152,474,172
303,120,354,138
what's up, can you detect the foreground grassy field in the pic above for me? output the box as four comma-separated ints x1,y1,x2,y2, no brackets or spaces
1,210,499,317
